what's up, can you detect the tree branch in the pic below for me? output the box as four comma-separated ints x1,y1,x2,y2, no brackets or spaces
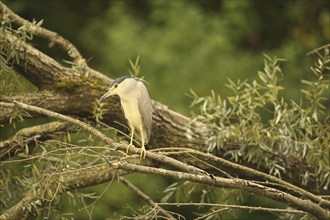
0,121,74,161
0,91,114,124
0,1,111,84
113,162,329,220
0,162,129,220
163,148,330,209
157,202,307,215
119,177,175,219
0,1,84,64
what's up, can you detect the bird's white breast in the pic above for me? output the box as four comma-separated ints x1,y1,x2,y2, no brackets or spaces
120,95,142,129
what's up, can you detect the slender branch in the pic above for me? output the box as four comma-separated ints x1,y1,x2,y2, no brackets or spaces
0,158,320,220
119,177,175,220
307,44,330,55
161,147,330,208
113,162,329,220
0,121,74,160
0,101,114,144
157,202,307,214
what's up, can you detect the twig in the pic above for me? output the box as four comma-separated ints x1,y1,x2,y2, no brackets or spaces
195,207,228,220
0,101,116,146
119,177,175,219
307,44,330,55
0,121,73,160
157,202,307,214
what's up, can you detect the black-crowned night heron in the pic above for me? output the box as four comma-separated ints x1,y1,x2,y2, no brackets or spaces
99,76,153,159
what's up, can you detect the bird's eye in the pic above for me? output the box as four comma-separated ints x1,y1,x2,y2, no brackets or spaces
114,84,118,88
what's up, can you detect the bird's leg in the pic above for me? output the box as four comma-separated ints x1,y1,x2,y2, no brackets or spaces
140,141,146,160
127,127,135,154
139,127,147,160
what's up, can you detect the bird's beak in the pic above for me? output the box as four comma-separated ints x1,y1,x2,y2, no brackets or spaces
99,90,112,102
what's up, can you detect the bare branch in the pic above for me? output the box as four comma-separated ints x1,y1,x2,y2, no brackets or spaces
0,91,109,124
157,202,307,215
307,44,330,55
0,121,74,160
162,147,330,209
119,177,175,219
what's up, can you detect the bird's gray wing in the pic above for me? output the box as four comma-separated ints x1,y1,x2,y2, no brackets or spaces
138,83,153,143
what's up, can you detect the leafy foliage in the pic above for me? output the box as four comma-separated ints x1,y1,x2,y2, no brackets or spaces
0,11,42,70
191,49,330,190
0,11,37,96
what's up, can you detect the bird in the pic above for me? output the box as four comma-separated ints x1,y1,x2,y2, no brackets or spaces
99,76,153,159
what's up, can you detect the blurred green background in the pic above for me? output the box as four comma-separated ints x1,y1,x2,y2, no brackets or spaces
1,0,329,219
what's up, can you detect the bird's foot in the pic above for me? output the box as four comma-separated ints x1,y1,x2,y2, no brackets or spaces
140,145,147,160
126,143,134,154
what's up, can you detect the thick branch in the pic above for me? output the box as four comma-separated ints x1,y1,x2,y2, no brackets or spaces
0,91,113,124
